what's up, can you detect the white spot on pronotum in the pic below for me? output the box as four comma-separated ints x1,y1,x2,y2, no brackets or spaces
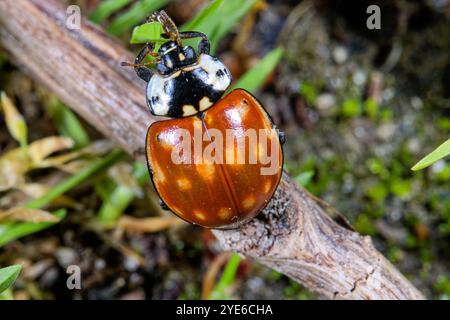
199,96,213,111
179,53,186,61
147,75,171,116
183,105,197,116
198,54,231,91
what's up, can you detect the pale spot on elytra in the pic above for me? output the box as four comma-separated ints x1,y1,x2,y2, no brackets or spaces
239,101,250,118
178,53,185,61
196,162,215,181
151,161,166,184
194,210,206,221
226,108,242,126
264,181,272,193
242,196,256,210
218,207,232,220
177,178,192,191
157,131,181,150
199,96,213,111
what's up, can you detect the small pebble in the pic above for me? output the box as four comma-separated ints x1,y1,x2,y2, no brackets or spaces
332,46,348,64
407,138,421,153
315,93,336,116
124,256,140,272
411,96,423,110
377,123,396,140
94,258,106,270
353,70,367,86
55,247,77,268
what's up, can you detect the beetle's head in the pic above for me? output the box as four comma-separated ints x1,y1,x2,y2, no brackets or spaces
156,41,197,76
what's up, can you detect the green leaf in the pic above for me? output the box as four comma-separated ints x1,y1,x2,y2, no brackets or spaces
0,150,125,246
390,179,412,198
364,98,379,119
294,171,315,187
0,288,14,300
341,98,361,117
1,92,28,148
231,47,283,93
0,265,22,294
181,0,224,33
46,100,90,148
98,162,149,223
412,139,450,171
107,0,169,36
299,82,318,105
89,0,131,24
181,0,259,52
130,21,165,44
210,253,241,299
0,210,65,247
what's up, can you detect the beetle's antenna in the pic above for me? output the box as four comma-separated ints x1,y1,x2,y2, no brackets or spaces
120,61,159,68
148,10,181,46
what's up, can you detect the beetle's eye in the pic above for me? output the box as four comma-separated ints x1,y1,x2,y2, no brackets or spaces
184,47,195,60
163,56,174,69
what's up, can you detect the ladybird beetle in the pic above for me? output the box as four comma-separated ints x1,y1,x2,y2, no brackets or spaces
125,11,284,229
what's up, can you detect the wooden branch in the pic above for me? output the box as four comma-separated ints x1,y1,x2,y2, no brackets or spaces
0,0,424,299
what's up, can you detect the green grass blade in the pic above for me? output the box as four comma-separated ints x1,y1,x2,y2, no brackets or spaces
98,162,149,223
24,150,126,210
181,0,258,52
210,253,241,299
412,138,450,171
181,0,224,32
0,288,14,300
0,210,66,247
294,170,315,187
231,47,283,93
1,91,28,148
0,265,22,294
46,100,90,148
107,0,169,36
89,0,131,24
0,136,122,247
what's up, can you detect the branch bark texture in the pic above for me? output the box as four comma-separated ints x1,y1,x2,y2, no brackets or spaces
0,0,424,299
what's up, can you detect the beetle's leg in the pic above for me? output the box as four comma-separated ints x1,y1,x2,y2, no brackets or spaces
179,31,211,55
133,42,156,82
278,131,286,145
159,198,169,210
